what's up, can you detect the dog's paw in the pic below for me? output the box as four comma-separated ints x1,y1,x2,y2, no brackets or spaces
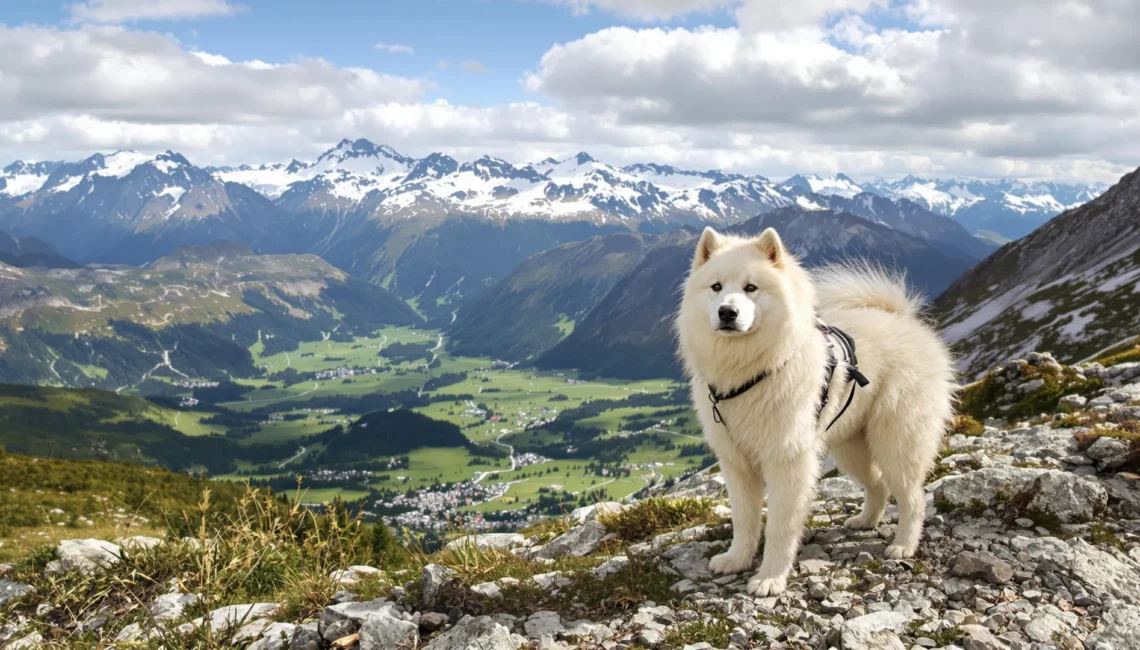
746,574,787,597
709,551,753,575
843,512,879,530
885,543,916,560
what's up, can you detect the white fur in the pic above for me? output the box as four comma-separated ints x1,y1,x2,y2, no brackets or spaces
676,227,956,596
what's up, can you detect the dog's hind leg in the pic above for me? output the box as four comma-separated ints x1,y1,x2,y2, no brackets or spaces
867,412,941,560
747,450,818,597
831,436,889,530
709,455,765,575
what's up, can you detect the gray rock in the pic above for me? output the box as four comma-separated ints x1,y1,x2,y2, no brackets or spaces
525,611,564,638
444,533,526,552
818,476,863,501
359,609,419,650
959,623,1008,650
51,538,123,574
840,611,913,650
536,521,607,559
1027,470,1107,522
115,535,163,551
665,471,727,499
1059,394,1088,409
423,615,527,650
568,502,626,523
290,622,321,650
593,555,630,578
150,591,200,622
247,623,296,650
951,551,1015,584
471,581,503,599
1014,536,1140,604
179,603,279,636
930,467,1044,509
1087,437,1130,466
329,565,380,587
0,579,33,606
660,541,714,580
1087,603,1140,650
420,612,449,634
421,564,456,606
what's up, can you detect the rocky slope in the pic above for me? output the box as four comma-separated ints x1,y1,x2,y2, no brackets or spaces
6,350,1138,649
936,167,1140,379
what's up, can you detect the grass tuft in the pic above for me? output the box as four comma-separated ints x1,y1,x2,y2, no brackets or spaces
597,497,719,545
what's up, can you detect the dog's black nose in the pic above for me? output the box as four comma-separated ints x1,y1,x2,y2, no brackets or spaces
718,306,738,323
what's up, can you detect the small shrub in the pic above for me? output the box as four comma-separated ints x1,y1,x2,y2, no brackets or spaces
948,414,984,437
597,497,718,544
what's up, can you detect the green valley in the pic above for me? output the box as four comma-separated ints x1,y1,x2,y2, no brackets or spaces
0,323,709,534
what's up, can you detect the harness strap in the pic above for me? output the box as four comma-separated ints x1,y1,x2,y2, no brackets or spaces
707,322,869,431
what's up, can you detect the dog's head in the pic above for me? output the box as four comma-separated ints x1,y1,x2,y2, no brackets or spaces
682,226,798,339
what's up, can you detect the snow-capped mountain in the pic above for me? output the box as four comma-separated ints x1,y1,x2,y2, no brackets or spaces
0,150,285,264
781,173,864,199
936,166,1140,378
0,160,63,199
858,176,1110,240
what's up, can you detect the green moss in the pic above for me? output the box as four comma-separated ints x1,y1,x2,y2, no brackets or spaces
662,617,734,649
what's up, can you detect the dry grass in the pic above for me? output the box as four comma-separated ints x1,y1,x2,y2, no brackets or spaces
596,497,720,545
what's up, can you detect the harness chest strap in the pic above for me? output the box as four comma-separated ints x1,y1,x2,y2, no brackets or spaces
707,324,869,430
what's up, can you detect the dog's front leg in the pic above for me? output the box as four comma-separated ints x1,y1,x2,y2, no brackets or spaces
709,456,765,575
748,450,818,597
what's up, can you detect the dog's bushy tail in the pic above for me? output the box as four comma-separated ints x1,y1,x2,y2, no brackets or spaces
813,263,924,317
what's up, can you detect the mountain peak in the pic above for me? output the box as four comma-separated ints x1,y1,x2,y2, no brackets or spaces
574,152,595,165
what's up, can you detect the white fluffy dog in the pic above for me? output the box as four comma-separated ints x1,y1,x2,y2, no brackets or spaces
675,227,956,597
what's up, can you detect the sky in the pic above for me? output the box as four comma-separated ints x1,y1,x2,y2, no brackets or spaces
1,0,1138,183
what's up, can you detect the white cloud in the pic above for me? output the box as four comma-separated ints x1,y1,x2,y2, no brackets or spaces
68,0,242,23
0,25,431,124
462,60,488,74
1,1,1137,185
375,42,415,55
521,0,1140,179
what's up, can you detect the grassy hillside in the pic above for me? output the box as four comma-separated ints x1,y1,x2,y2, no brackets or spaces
0,384,236,472
0,450,247,562
0,241,420,388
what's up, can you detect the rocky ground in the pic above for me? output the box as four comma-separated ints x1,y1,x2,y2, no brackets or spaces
3,353,1140,649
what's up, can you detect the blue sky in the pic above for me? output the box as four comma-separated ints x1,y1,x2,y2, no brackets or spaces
8,0,738,105
0,0,1135,183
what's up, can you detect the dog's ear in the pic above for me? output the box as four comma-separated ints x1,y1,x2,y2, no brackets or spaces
693,227,724,270
755,228,786,267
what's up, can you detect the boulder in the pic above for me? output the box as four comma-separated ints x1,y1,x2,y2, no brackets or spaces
1087,603,1140,650
422,615,527,650
1013,536,1140,604
50,538,123,574
359,609,419,650
535,521,607,559
1027,470,1107,522
930,467,1044,509
420,564,456,607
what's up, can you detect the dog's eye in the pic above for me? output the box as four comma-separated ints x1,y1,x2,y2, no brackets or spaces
711,283,722,292
744,284,757,293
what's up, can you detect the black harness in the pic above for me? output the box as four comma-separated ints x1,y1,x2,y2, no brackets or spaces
707,323,870,430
